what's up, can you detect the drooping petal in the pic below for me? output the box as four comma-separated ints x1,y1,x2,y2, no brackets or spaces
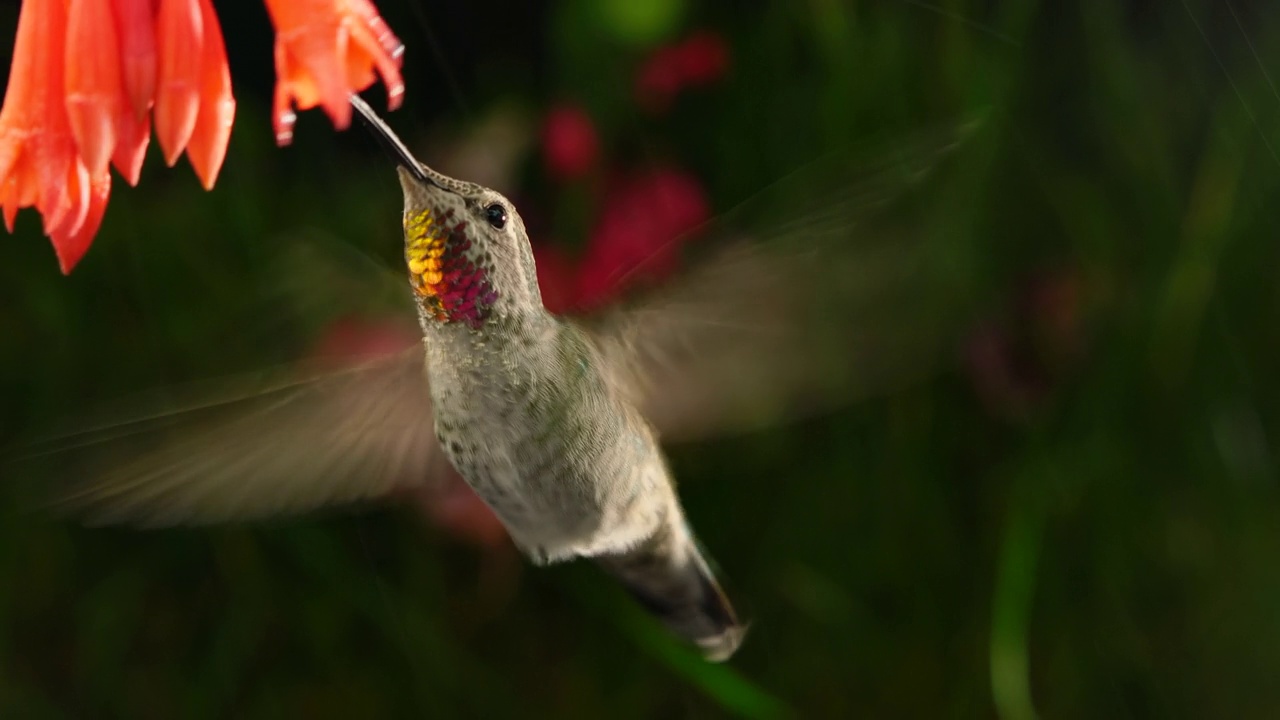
66,0,129,176
154,0,204,165
50,171,111,274
345,0,404,66
2,0,73,228
265,0,352,139
186,0,236,189
344,0,404,109
111,0,159,120
264,0,404,145
111,109,150,186
2,1,78,232
0,0,113,271
271,45,300,146
44,157,91,240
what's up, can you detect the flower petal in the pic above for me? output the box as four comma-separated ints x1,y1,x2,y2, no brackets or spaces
345,0,405,109
45,159,91,240
111,0,159,120
346,0,404,65
1,0,91,239
110,109,150,186
66,0,128,176
0,0,115,272
264,0,404,141
154,0,204,166
264,0,350,135
271,46,300,146
51,171,110,274
186,0,235,189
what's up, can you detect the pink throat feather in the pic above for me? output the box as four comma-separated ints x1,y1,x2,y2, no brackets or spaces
404,207,499,328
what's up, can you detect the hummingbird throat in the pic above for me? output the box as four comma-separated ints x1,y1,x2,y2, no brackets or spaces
404,206,498,328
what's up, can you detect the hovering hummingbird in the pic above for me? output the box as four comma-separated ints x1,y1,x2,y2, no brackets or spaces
22,94,978,662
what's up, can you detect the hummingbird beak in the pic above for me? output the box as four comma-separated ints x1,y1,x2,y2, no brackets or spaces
349,93,434,186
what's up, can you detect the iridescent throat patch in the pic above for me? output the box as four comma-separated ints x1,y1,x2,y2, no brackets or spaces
404,208,498,328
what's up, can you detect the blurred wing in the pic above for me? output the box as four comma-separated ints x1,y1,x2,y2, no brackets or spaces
583,119,983,441
263,230,419,332
14,349,443,527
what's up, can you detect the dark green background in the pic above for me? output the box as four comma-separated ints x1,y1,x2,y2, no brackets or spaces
3,0,1280,717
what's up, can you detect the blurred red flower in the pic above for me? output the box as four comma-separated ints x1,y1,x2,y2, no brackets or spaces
531,242,580,315
541,104,600,181
0,0,403,273
560,166,710,312
635,31,731,114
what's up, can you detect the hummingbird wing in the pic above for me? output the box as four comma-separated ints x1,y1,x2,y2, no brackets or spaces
13,348,443,527
581,119,983,442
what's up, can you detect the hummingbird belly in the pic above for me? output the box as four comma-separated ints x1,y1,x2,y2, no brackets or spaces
427,324,676,564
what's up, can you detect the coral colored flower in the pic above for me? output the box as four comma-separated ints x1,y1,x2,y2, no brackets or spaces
264,0,406,145
0,0,110,274
635,31,731,114
541,104,600,181
1,0,405,273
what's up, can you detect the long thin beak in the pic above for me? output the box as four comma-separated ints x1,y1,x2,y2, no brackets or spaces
349,93,432,185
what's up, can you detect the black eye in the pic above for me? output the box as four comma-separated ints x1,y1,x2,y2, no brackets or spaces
483,203,507,229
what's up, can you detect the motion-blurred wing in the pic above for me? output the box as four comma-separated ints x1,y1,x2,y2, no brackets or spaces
15,349,442,527
584,119,983,441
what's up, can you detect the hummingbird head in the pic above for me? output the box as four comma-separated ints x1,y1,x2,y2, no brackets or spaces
350,95,542,330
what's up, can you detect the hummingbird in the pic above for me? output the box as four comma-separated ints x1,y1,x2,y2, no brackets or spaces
22,94,978,663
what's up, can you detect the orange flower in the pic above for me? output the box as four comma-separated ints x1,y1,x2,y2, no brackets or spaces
264,0,405,145
63,0,235,190
0,0,111,274
1,0,404,273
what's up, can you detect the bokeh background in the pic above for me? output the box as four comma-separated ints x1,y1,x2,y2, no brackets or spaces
4,0,1280,717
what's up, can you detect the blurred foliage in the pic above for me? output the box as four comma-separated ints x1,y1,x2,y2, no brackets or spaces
2,0,1280,717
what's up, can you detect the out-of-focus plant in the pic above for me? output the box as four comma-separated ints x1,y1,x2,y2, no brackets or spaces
0,0,404,273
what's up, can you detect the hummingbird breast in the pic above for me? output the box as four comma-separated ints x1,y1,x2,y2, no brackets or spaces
424,314,676,563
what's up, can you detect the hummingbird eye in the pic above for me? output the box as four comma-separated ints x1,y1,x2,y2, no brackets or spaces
483,203,508,229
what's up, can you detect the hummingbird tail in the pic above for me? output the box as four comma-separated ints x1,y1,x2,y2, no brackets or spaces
596,522,746,661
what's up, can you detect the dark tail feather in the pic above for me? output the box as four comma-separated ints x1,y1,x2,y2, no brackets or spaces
596,523,746,661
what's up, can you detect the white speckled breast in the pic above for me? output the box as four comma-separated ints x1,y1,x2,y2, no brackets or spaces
423,311,675,563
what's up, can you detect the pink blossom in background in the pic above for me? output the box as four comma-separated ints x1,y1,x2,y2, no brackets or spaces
541,104,600,181
635,31,731,114
574,166,710,309
532,165,710,314
676,32,731,85
531,242,580,315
